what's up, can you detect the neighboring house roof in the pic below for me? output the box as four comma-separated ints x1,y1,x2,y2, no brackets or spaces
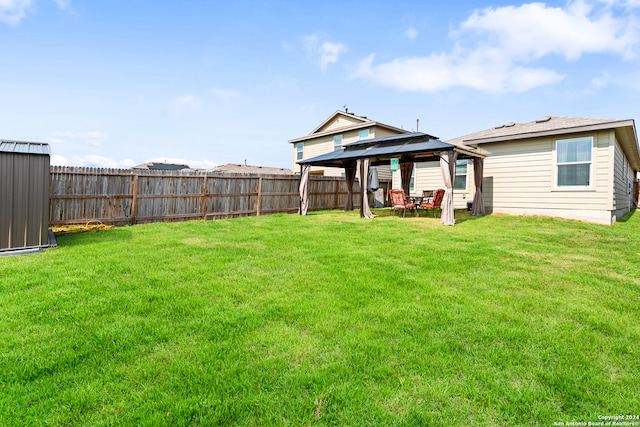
288,110,410,144
0,139,50,155
209,163,293,175
133,162,192,171
448,116,640,170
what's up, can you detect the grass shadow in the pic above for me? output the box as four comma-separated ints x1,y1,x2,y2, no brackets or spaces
53,226,133,247
617,208,637,223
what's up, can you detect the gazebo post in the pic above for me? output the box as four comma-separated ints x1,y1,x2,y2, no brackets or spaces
439,150,457,226
298,164,310,215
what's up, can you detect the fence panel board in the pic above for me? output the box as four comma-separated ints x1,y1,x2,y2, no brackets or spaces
48,167,357,225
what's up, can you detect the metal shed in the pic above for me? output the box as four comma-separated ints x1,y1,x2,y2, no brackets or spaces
0,140,52,253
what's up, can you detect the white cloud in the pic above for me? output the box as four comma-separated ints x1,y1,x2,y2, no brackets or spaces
352,0,639,94
69,155,133,168
0,0,73,25
0,0,33,25
167,94,200,115
460,1,638,60
319,41,347,70
405,27,418,40
302,33,347,70
49,130,108,147
210,87,240,101
53,0,70,11
352,52,564,93
50,154,69,166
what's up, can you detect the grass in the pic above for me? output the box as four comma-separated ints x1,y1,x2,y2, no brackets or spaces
1,209,639,426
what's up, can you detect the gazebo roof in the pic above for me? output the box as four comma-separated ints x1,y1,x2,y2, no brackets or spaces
297,132,485,168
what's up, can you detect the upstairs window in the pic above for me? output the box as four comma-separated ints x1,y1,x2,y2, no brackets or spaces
296,143,304,161
556,137,593,187
358,129,370,140
333,135,342,151
454,160,467,190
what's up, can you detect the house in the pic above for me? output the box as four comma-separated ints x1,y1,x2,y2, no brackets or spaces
289,110,409,179
209,163,293,175
132,162,193,171
409,116,639,225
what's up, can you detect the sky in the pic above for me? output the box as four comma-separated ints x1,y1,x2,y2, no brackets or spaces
1,0,639,170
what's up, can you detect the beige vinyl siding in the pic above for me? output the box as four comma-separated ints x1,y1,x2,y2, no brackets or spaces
414,161,474,208
292,136,344,176
373,127,406,138
391,160,475,209
320,115,367,132
482,131,612,211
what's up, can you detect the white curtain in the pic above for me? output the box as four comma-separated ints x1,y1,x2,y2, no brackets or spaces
357,158,375,219
440,151,457,225
472,158,485,216
298,164,310,215
344,162,356,211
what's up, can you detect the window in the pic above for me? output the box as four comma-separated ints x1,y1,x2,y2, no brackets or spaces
296,143,304,161
333,135,342,151
556,137,592,187
358,129,370,140
454,160,467,190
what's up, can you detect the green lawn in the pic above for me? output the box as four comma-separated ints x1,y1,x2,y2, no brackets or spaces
1,209,639,426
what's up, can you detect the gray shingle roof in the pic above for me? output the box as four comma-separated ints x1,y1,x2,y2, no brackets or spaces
447,116,627,146
208,164,293,175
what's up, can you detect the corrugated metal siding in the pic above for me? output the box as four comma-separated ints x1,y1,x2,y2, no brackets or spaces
0,142,50,251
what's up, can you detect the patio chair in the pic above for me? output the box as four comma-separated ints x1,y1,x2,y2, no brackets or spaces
389,189,416,217
419,188,445,217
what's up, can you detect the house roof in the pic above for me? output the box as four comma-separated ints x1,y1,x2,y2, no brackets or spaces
288,110,409,144
0,140,50,155
208,163,293,175
132,162,192,171
448,116,640,170
298,132,484,168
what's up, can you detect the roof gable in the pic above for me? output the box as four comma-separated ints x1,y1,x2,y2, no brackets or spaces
289,111,409,144
311,111,372,134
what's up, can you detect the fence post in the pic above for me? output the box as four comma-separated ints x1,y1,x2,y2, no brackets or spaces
202,174,208,220
256,177,262,216
131,173,139,225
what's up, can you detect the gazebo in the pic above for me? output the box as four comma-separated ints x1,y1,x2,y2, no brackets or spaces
297,133,486,225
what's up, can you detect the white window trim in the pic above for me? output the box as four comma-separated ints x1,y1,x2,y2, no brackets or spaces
552,136,595,191
296,143,304,161
454,160,468,191
333,135,343,151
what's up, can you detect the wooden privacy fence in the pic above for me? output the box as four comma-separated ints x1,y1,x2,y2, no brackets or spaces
49,166,360,226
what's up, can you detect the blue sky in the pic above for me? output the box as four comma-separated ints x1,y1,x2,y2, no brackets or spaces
1,0,639,169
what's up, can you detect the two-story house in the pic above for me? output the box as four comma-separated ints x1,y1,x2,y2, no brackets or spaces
289,110,409,180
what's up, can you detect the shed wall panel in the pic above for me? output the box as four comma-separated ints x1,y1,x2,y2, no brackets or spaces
0,149,50,251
